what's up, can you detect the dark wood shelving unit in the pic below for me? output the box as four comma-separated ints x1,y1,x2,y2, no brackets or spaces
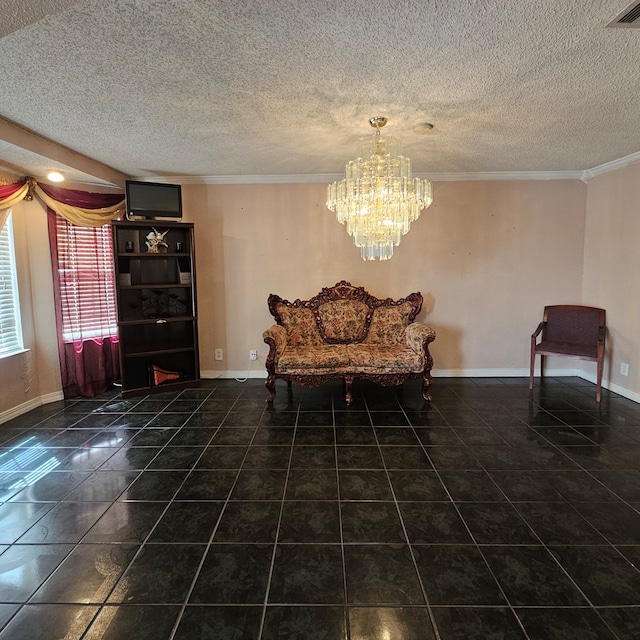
111,219,200,397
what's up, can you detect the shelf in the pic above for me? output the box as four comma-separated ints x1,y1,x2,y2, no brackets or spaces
117,252,189,258
112,219,200,397
117,316,197,327
123,345,196,358
118,283,192,290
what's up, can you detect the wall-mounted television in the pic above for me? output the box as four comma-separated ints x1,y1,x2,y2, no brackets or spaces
125,180,182,219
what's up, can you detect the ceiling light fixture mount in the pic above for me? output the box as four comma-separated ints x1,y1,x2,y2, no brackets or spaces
368,116,388,129
326,116,432,261
414,122,435,134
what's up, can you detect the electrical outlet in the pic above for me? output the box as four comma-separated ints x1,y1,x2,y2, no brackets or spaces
621,362,629,376
249,349,257,361
214,348,223,361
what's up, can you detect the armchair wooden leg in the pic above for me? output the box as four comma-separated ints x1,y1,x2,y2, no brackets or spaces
529,351,536,390
596,357,604,403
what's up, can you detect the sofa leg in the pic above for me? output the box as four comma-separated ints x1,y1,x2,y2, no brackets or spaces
345,377,354,405
422,373,433,402
265,376,276,403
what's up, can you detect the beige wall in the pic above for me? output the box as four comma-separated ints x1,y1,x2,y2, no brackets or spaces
4,165,640,419
583,160,640,397
187,179,587,378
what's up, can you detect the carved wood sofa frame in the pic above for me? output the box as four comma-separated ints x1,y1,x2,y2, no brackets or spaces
263,281,436,405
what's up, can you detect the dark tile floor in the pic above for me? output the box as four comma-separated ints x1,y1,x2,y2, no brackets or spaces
1,376,640,639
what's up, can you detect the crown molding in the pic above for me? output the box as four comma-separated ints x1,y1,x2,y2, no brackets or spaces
134,153,640,186
144,174,340,185
580,150,640,182
418,171,583,182
138,170,585,185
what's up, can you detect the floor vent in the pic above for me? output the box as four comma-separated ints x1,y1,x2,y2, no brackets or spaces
607,1,640,27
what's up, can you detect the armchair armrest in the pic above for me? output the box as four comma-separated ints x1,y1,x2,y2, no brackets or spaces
532,321,545,340
405,322,436,354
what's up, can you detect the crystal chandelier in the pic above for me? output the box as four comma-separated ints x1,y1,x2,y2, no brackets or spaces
326,117,433,261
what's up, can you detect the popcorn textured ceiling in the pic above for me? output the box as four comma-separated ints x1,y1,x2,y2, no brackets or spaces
0,0,639,184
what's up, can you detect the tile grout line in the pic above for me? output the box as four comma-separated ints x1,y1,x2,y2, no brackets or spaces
334,394,351,640
255,400,300,640
367,393,444,640
164,391,269,640
397,389,534,640
73,385,236,638
76,387,223,637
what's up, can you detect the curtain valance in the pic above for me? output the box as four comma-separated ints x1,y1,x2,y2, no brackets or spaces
0,177,125,230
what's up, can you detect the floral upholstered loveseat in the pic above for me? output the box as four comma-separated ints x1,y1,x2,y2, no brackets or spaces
263,281,436,405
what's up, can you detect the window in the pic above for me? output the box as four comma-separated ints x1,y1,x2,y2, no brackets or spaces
53,216,118,343
0,213,24,357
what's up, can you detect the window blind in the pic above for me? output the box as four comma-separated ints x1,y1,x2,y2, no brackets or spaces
0,214,24,357
54,217,118,343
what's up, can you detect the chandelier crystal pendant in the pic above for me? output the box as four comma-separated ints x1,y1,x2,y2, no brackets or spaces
326,116,433,261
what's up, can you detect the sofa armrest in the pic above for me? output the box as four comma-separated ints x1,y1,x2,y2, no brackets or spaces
405,322,436,355
263,325,288,370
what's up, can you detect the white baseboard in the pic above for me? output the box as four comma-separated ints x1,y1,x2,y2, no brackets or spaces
433,368,579,378
578,370,640,404
201,367,581,380
41,391,65,404
201,367,640,404
0,391,64,425
201,369,265,380
201,368,575,381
